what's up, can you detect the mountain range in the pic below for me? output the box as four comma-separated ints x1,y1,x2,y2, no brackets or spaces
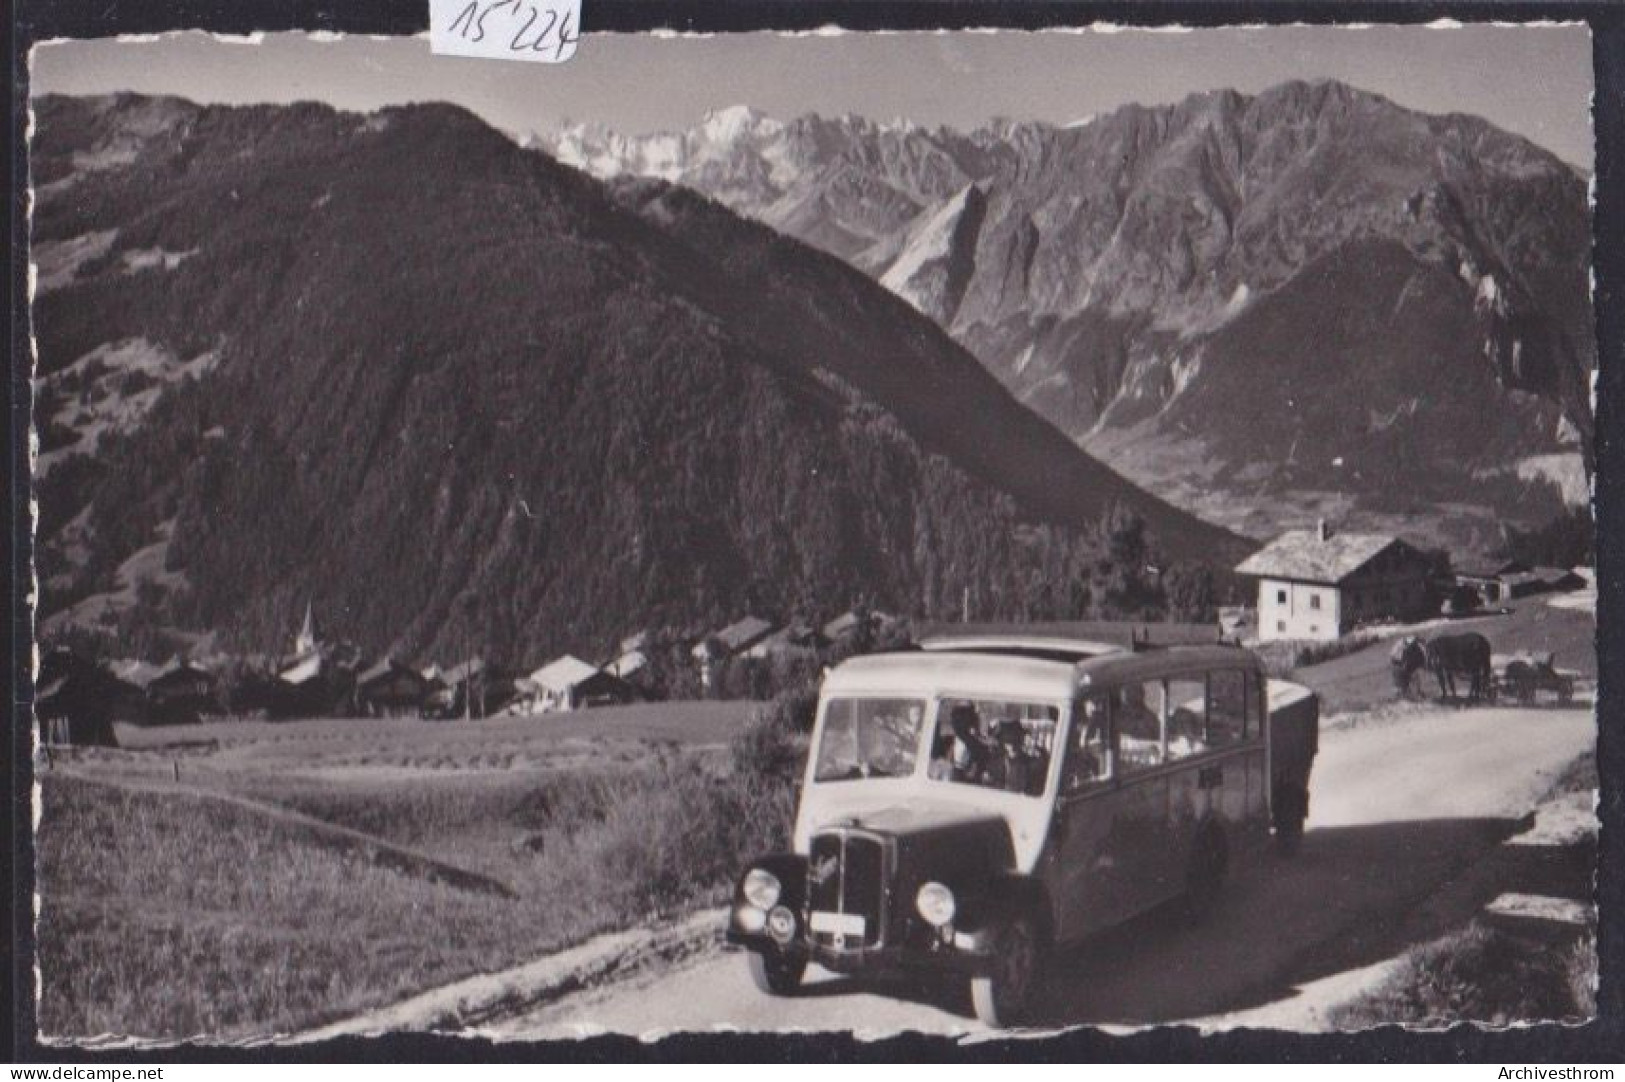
29,93,1238,665
542,81,1594,550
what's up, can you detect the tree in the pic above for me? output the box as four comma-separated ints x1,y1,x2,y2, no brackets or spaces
1087,505,1163,619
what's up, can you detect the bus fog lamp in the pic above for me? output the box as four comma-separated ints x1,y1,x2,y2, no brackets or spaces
735,905,767,933
767,906,797,944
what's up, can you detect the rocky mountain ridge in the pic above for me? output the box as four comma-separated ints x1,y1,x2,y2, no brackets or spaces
541,81,1594,550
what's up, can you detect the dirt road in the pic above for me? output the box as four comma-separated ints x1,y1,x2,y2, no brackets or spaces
494,702,1595,1038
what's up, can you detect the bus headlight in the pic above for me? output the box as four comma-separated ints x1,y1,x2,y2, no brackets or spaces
916,881,956,927
743,868,781,910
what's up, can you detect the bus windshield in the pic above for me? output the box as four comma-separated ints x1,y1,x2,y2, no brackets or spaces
813,698,927,782
925,699,1060,797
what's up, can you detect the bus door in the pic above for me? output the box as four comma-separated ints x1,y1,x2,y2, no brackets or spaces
1111,679,1177,913
1163,675,1213,866
1051,693,1119,942
1205,668,1263,832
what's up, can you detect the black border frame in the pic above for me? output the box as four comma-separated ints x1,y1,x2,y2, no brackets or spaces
6,0,1622,1063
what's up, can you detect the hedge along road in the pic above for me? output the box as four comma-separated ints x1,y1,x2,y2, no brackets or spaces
493,701,1595,1037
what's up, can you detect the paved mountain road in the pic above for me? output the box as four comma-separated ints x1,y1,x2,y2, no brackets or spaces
494,704,1595,1037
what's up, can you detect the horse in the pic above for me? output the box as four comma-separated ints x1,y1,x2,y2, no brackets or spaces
1391,633,1493,702
1425,632,1494,702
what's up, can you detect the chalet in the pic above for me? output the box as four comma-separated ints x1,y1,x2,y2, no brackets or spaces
522,655,603,713
145,659,221,725
747,622,828,661
1236,522,1432,642
607,649,648,681
429,658,510,718
694,616,777,661
355,657,432,717
1456,561,1586,604
36,648,123,747
692,616,777,689
821,609,896,645
570,669,640,709
822,611,864,642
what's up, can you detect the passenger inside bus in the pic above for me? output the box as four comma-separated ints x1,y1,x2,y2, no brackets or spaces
1166,679,1208,760
1116,682,1164,768
988,718,1037,794
929,703,1050,794
928,702,992,783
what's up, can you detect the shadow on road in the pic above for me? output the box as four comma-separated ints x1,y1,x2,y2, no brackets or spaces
787,815,1548,1027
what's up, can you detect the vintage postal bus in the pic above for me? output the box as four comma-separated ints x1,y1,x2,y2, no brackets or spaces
726,634,1319,1027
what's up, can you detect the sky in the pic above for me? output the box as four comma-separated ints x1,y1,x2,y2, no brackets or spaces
30,24,1595,170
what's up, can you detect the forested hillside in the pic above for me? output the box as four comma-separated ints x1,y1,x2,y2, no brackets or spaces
30,94,1240,666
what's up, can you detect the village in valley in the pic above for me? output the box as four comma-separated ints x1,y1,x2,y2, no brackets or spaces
38,518,1594,745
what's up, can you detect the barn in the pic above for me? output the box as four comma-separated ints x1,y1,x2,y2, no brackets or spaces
355,657,432,717
145,659,220,725
36,648,122,747
1237,522,1433,642
1456,561,1587,604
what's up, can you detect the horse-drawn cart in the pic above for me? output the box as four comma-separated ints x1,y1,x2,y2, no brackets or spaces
1489,652,1577,704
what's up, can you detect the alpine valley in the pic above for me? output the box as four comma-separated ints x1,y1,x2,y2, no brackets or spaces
542,80,1594,550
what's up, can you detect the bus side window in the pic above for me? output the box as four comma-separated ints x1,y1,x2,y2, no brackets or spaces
1207,670,1247,746
1063,695,1111,792
1165,678,1208,761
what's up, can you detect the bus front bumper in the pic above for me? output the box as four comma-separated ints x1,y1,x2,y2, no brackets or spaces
729,924,1000,978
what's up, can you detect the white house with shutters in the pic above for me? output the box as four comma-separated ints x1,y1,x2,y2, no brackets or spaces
1236,522,1433,642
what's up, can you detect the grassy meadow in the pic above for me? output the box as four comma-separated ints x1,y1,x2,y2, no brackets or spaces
35,699,804,1040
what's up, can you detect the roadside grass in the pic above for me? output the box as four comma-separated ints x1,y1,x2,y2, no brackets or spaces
1326,919,1595,1029
36,700,805,1041
1327,752,1598,1029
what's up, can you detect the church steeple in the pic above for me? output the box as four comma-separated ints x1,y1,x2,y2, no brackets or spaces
295,601,317,656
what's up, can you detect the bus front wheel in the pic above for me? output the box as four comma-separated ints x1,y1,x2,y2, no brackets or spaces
747,950,806,996
970,914,1042,1028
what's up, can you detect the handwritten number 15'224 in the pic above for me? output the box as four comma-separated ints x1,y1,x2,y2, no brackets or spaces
447,0,579,59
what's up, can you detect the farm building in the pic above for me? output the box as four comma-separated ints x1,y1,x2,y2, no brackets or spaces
355,657,433,717
145,659,221,725
606,648,648,681
747,622,828,661
693,616,778,690
570,669,640,709
694,616,777,660
821,609,896,645
1236,522,1433,642
425,658,512,719
1456,561,1587,604
518,655,637,713
35,648,123,747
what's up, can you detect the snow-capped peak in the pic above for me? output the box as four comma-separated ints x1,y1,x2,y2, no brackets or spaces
699,104,782,145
